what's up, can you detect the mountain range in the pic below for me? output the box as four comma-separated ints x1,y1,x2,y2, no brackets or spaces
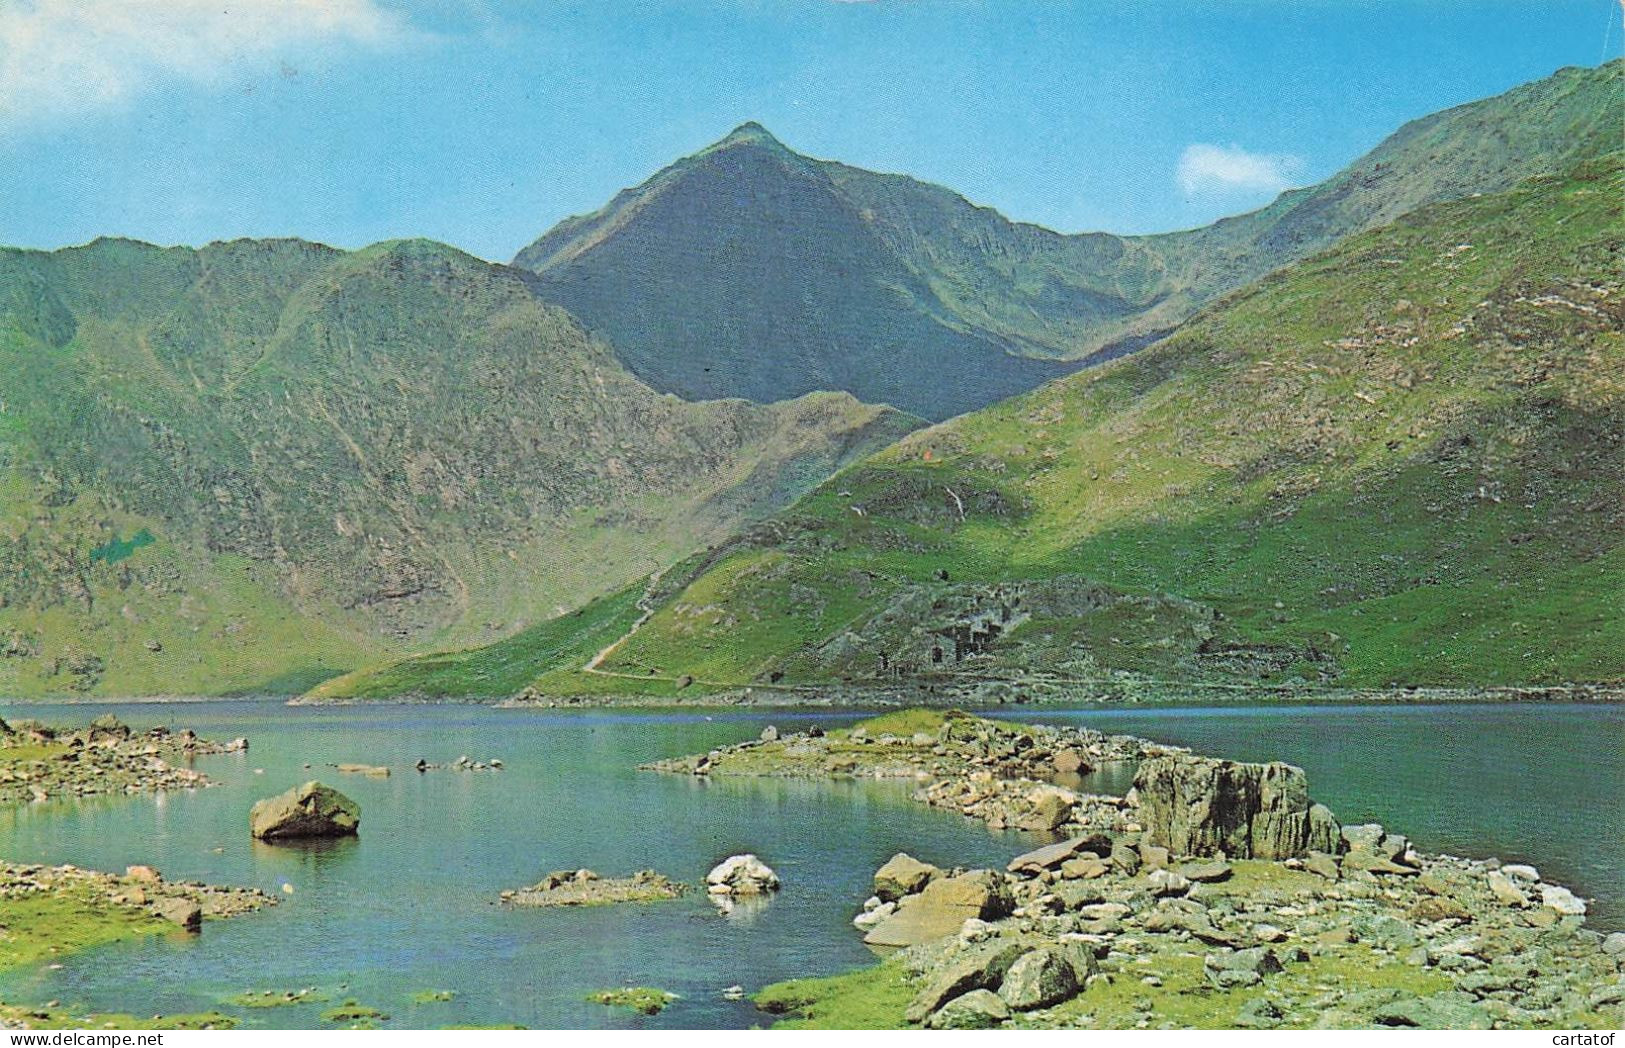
0,238,915,696
1,60,1618,699
515,61,1621,420
323,69,1623,701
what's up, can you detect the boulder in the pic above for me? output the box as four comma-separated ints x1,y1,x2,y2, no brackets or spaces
1051,749,1087,775
1371,992,1492,1030
905,940,1026,1022
1500,863,1539,882
852,900,897,930
1305,851,1341,880
1110,840,1142,876
153,897,202,932
997,949,1079,1011
1060,856,1109,880
873,853,942,902
759,725,779,743
87,714,131,742
919,870,1013,918
1148,869,1190,897
925,989,1009,1029
1486,871,1529,907
1409,896,1472,923
124,865,162,884
705,854,780,896
249,781,360,840
1052,880,1105,911
1539,885,1586,916
1203,947,1283,989
1019,788,1076,831
1132,755,1337,860
1177,860,1232,883
1006,834,1110,875
864,871,1012,948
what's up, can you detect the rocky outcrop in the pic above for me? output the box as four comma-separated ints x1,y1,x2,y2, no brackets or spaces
706,854,779,896
863,869,1014,948
249,781,360,841
1131,755,1340,860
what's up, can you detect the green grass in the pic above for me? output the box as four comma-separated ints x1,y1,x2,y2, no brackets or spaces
586,987,676,1015
320,1000,390,1026
0,888,170,973
310,582,647,700
851,709,958,737
755,960,918,1029
542,157,1624,694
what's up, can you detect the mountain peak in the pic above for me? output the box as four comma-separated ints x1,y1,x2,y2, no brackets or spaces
713,121,785,150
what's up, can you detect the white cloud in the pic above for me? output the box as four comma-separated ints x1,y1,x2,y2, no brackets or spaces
1177,143,1304,197
0,0,412,124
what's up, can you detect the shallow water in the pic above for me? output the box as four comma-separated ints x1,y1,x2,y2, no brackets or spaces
0,701,1616,1028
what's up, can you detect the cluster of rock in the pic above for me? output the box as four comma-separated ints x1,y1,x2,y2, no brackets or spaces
334,763,390,778
839,748,1623,1030
653,710,1621,1028
643,711,1159,787
862,822,1622,1029
501,869,687,907
0,860,273,935
0,715,246,805
249,781,361,841
413,756,503,773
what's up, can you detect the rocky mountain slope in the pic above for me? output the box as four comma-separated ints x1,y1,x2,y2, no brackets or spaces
0,237,918,697
399,152,1620,700
515,61,1620,421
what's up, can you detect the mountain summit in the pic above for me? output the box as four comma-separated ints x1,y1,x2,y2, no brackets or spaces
517,61,1621,420
516,121,1079,420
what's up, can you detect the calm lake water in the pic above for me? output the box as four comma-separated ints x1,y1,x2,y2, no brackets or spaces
0,701,1617,1029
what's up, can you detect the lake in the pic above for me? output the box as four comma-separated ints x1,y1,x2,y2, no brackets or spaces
0,701,1617,1029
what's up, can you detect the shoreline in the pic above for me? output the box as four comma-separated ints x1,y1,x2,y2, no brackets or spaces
7,682,1620,709
650,709,1625,1030
0,706,1616,1029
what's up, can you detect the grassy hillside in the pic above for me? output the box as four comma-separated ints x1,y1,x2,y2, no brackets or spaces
429,155,1620,700
0,239,918,698
514,62,1620,421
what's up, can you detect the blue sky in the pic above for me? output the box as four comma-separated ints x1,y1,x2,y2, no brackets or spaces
1,0,1617,261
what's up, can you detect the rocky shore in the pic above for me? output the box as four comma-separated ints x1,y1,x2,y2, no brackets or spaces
0,717,278,1031
502,682,1623,711
0,714,245,805
652,709,1625,1030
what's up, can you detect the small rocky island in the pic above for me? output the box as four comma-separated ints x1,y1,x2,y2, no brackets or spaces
502,869,688,907
652,710,1625,1030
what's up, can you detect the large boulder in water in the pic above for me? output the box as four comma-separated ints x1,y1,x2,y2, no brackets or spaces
250,781,360,841
1131,755,1338,860
705,854,779,896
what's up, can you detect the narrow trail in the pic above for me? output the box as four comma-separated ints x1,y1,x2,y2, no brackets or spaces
582,567,666,675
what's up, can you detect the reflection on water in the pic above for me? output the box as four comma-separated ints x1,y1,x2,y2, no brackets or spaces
0,700,1615,1029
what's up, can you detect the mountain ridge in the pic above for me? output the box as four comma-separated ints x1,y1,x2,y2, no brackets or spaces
515,60,1621,420
0,236,919,697
336,150,1622,701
